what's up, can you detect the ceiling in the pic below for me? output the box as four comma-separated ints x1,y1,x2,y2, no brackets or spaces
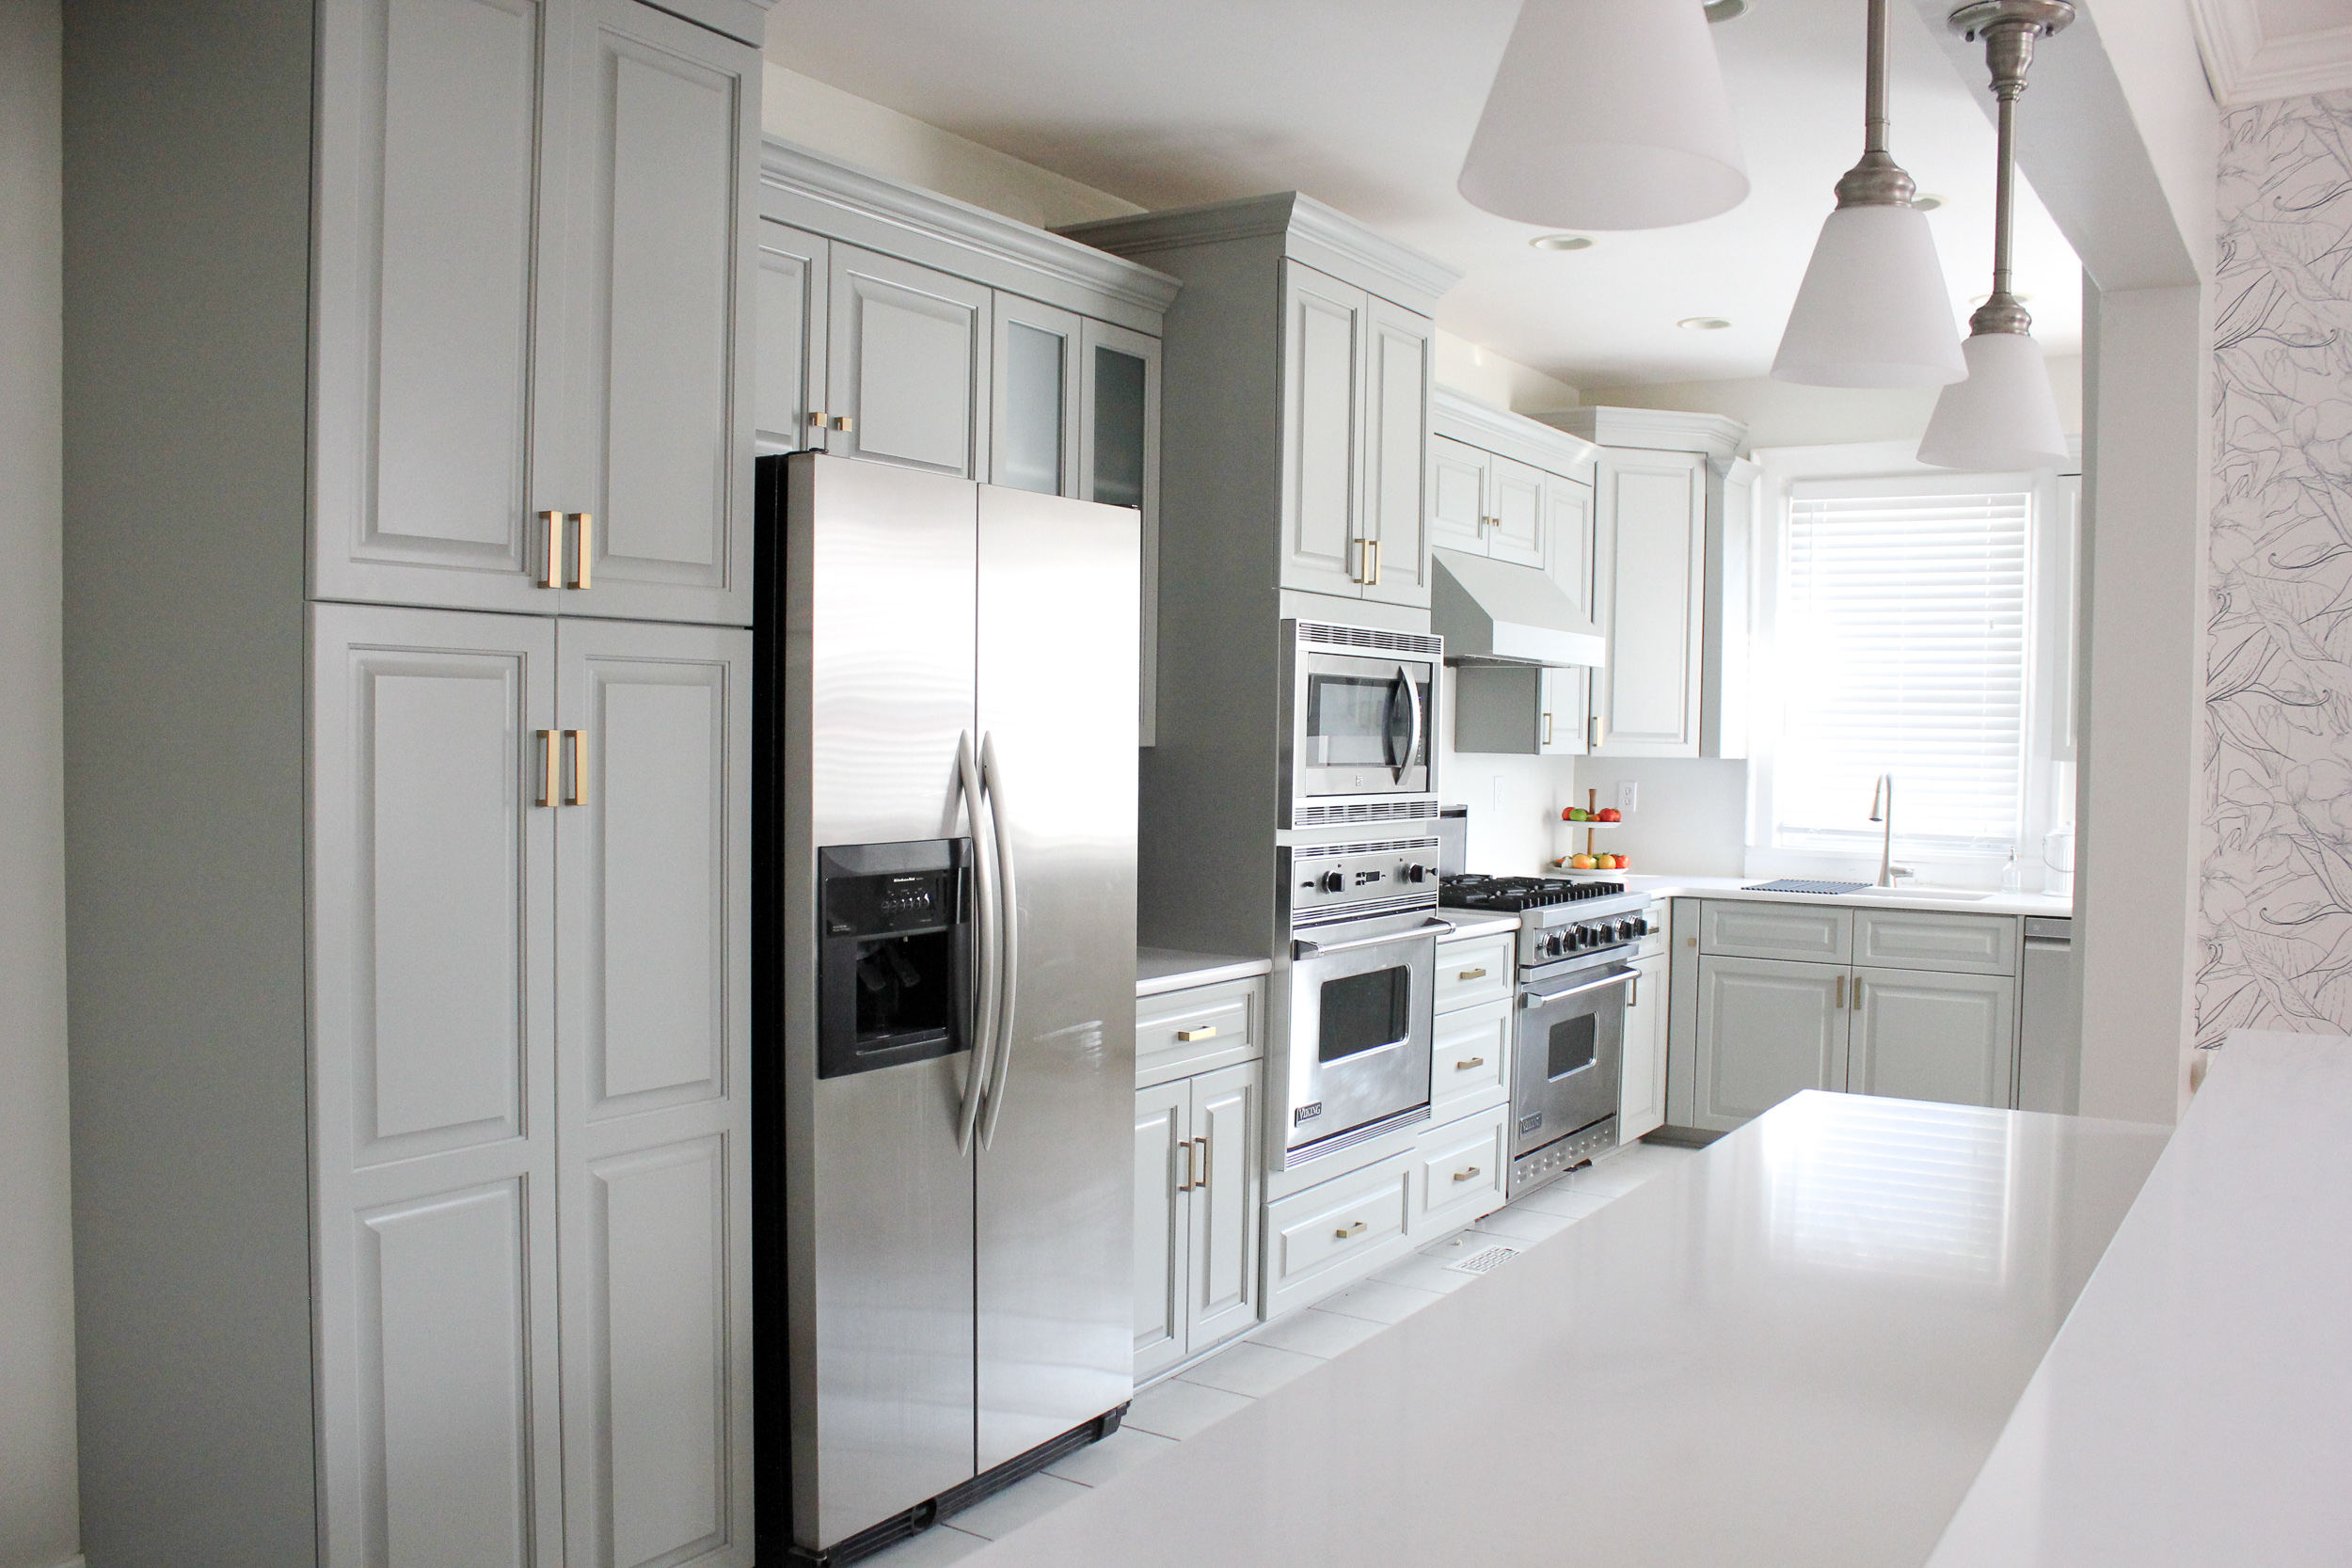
763,0,2085,390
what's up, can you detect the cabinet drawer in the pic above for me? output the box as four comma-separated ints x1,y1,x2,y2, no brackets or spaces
1700,900,1852,963
1430,998,1509,1115
1410,1100,1510,1235
1136,976,1261,1087
1436,932,1515,1013
1853,910,2017,976
1263,1150,1413,1316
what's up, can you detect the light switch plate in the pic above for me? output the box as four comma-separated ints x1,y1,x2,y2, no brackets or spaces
1618,782,1639,813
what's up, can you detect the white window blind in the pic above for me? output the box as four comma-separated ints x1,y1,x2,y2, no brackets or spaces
1776,481,2031,854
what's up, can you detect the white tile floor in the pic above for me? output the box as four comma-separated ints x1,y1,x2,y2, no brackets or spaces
856,1137,1701,1568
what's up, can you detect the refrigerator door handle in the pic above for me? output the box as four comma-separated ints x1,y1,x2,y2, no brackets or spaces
978,731,1020,1148
956,732,1000,1155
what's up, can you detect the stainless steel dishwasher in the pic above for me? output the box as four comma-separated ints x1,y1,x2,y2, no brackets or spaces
2017,916,2078,1113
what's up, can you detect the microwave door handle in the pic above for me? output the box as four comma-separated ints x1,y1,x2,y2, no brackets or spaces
1522,968,1638,1007
977,731,1019,1149
1394,663,1424,784
1293,916,1454,961
955,733,998,1155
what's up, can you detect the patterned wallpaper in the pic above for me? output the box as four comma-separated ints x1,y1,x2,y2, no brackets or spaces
2201,93,2352,1045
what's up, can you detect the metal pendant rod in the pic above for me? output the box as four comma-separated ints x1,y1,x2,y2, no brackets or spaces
1836,0,1914,208
1864,0,1889,158
1948,0,2073,335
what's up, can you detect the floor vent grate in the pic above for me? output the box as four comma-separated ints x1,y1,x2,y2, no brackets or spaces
1443,1244,1521,1276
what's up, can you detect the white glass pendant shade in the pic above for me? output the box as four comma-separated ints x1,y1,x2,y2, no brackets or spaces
1458,0,1749,230
1772,204,1966,388
1917,330,2070,470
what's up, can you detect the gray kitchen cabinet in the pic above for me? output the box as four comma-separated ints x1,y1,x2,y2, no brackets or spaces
1424,435,1543,568
755,223,829,454
1279,261,1371,600
313,0,760,626
1545,469,1597,625
1692,955,1851,1133
824,243,993,479
1620,950,1670,1141
311,605,754,1568
1133,1061,1263,1381
1359,295,1435,607
1848,967,2018,1110
1082,319,1165,742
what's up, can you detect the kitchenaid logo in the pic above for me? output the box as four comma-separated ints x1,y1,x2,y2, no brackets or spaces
1294,1102,1323,1124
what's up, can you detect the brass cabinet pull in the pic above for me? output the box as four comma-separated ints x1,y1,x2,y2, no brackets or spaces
1177,1138,1196,1193
1588,715,1601,749
534,729,557,807
564,730,587,807
1453,1166,1481,1182
807,410,824,428
1176,1025,1217,1042
568,513,593,590
1836,974,1846,1009
1457,967,1486,981
1454,1055,1486,1070
1192,1135,1210,1189
1334,1220,1367,1240
1366,538,1381,586
1853,976,1864,1009
1542,711,1553,746
831,415,855,432
537,511,563,588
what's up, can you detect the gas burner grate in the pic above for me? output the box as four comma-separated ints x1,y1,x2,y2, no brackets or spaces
1439,874,1626,912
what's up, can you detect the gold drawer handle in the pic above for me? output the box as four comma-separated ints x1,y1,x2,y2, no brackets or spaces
832,415,855,432
1334,1220,1367,1240
1453,1166,1482,1182
1177,1025,1218,1042
533,729,557,808
1456,967,1487,981
1454,1055,1486,1070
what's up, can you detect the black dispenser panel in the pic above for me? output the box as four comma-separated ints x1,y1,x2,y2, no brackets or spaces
817,839,975,1080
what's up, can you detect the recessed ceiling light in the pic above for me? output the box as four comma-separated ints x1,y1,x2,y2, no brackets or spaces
1678,317,1733,331
1912,193,1948,212
1530,234,1595,251
1969,293,2033,307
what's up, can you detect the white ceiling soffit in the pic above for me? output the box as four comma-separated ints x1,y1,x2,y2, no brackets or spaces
764,0,2085,388
2190,0,2352,106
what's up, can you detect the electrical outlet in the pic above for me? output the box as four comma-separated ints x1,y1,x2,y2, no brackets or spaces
1618,782,1639,813
1492,775,1504,812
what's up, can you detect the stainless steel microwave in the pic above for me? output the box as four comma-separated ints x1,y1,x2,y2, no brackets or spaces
1280,621,1440,826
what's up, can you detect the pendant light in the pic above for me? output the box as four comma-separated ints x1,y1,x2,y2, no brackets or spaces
1918,0,2074,470
1771,0,1967,388
1458,0,1749,231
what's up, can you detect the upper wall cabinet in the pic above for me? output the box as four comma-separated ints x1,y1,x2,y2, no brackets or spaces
314,0,761,626
1542,407,1753,760
754,143,1178,736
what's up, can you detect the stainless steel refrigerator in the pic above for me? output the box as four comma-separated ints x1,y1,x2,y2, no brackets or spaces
755,453,1140,1565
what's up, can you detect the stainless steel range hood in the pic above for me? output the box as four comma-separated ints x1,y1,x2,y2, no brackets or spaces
1431,547,1606,667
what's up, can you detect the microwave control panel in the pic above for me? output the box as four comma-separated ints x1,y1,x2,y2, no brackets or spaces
1286,836,1441,926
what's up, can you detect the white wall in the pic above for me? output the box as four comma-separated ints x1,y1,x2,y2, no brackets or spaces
1437,668,1583,876
1563,757,1751,878
1432,331,1580,417
0,1,80,1565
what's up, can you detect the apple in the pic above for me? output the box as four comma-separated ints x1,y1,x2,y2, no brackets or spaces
1597,807,1622,823
1563,807,1589,821
1569,853,1597,870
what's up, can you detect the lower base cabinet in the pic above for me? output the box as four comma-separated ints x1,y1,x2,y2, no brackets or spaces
1619,948,1668,1141
1261,1149,1416,1320
1409,1100,1510,1235
1849,967,2017,1108
1134,1061,1263,1381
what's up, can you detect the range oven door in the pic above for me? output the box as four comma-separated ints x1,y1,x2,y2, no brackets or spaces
1285,924,1438,1164
1286,644,1437,808
1513,960,1631,1159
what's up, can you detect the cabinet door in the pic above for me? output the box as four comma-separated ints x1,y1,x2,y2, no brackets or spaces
1279,261,1367,598
1486,454,1546,569
1359,297,1433,608
1080,319,1163,744
1538,666,1588,756
991,294,1083,497
312,0,571,615
555,0,759,626
1692,955,1850,1132
1592,450,1706,755
1184,1063,1263,1354
309,604,564,1568
1619,953,1669,1140
1543,471,1597,625
1849,968,2018,1110
1431,998,1510,1116
1409,1101,1512,1235
1428,436,1490,555
826,243,993,479
553,618,754,1568
1133,1082,1189,1380
755,221,829,454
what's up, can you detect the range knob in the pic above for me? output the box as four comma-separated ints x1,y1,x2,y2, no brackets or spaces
1615,919,1638,942
1318,869,1345,894
1635,916,1652,937
1545,932,1565,957
1404,863,1429,883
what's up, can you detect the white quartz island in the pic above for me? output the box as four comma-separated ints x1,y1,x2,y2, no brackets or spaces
955,1092,2168,1567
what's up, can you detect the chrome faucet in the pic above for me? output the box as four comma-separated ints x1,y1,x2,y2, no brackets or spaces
1867,773,1912,888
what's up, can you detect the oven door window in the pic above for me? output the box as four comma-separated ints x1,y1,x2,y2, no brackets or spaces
1547,1014,1597,1080
1318,966,1410,1063
1305,673,1408,770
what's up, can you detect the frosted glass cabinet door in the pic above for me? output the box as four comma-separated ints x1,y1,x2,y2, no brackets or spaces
991,295,1082,497
825,243,993,479
553,618,754,1568
308,603,564,1568
1693,955,1851,1132
551,0,760,627
312,0,573,615
1080,319,1163,744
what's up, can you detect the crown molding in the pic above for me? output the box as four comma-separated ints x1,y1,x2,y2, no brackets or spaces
758,138,1182,323
1059,192,1464,317
1432,385,1599,477
1536,405,1747,463
2188,0,2352,106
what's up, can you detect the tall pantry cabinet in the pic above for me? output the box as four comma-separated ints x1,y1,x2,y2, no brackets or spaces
63,4,766,1565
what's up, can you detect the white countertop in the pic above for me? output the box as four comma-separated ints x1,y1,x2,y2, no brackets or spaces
958,1092,2168,1568
1576,872,2073,919
1434,910,1519,942
1927,1029,2350,1566
1136,947,1272,998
